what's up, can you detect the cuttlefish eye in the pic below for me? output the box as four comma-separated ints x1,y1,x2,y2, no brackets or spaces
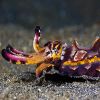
46,51,51,55
46,51,52,57
54,48,58,52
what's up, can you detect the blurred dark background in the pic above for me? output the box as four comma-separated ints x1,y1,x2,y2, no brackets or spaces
0,0,100,29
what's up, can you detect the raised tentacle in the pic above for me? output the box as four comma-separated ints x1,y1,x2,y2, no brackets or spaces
33,26,45,53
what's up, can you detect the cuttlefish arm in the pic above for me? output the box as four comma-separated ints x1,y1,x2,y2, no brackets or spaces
6,44,29,56
1,46,54,77
1,48,47,65
36,63,54,77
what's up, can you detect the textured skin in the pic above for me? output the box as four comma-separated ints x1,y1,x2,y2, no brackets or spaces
1,26,100,78
59,44,100,77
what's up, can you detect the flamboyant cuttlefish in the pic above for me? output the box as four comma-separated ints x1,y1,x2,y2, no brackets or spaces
1,26,100,78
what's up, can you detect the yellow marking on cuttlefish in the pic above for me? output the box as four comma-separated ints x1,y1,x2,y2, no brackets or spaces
16,60,21,64
52,45,62,60
51,42,54,50
34,43,44,52
26,53,46,65
63,56,100,66
55,43,60,49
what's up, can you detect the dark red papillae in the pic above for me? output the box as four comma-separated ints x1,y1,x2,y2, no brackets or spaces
59,38,100,77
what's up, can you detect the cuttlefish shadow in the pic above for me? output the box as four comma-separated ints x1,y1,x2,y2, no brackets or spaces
45,74,100,83
18,71,100,83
